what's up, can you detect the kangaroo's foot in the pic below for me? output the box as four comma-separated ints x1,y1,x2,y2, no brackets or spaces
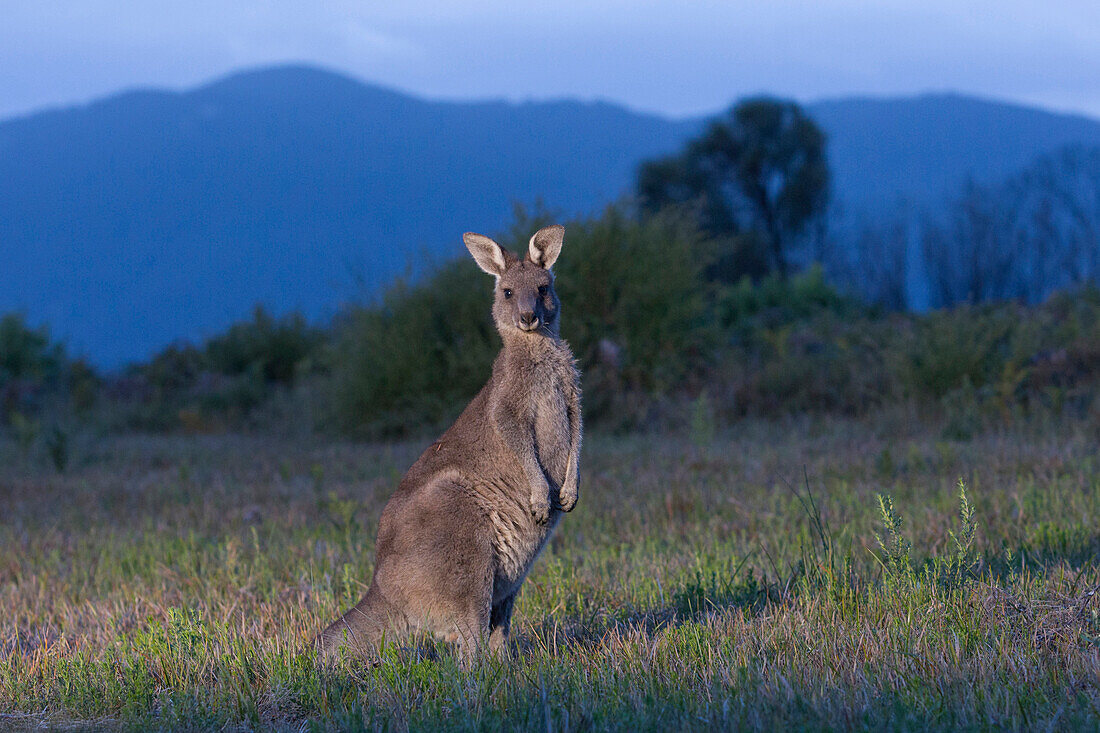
488,592,516,655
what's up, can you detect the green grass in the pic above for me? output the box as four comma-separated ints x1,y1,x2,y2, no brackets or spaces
2,417,1099,730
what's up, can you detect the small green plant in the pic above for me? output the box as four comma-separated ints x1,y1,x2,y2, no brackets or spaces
130,607,211,690
310,463,325,492
321,490,362,556
945,479,979,585
872,493,914,588
871,483,979,593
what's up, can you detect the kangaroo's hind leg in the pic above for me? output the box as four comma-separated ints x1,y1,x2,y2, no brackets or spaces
383,476,497,665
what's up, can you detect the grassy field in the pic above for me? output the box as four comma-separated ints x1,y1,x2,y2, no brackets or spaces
2,415,1099,730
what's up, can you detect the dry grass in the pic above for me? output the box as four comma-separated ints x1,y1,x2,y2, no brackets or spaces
2,416,1099,730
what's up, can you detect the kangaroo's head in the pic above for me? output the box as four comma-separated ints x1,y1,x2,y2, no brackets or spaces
463,225,564,339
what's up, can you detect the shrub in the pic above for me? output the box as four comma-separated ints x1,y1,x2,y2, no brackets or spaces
68,216,1100,436
716,264,862,332
327,260,499,436
898,304,1015,399
107,308,324,431
204,306,323,384
0,313,92,421
707,271,881,417
553,207,712,422
0,313,64,383
715,312,895,417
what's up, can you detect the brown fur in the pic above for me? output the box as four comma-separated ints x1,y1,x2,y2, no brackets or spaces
315,225,582,662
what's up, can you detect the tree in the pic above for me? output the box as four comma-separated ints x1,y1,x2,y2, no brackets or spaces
1010,146,1100,295
638,98,830,279
0,314,64,387
921,181,1016,307
921,146,1100,307
850,218,910,310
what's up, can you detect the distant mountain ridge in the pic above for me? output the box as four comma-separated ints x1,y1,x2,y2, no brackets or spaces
4,65,1100,366
811,92,1100,212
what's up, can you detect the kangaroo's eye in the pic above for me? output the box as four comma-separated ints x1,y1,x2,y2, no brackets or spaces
538,285,548,296
502,288,512,299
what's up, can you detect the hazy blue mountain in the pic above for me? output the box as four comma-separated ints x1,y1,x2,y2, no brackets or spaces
4,65,1100,366
808,93,1100,214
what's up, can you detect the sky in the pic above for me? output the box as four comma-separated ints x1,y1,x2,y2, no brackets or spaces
2,1,1100,121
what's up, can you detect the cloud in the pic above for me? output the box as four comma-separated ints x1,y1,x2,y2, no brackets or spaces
1,0,1098,119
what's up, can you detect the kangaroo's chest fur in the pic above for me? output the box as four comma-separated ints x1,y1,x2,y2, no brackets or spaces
484,337,578,598
514,339,575,486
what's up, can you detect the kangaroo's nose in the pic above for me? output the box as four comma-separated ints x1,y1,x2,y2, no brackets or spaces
519,311,538,329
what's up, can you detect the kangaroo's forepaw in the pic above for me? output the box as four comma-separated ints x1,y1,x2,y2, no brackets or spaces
559,470,579,512
530,496,551,524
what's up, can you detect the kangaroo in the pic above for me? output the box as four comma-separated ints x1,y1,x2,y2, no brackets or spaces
315,225,582,663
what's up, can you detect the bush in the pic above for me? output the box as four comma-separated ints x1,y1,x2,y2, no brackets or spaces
204,306,323,384
134,210,1100,436
715,312,894,417
327,260,499,436
706,282,1100,424
106,308,324,431
717,264,862,332
0,314,64,383
552,207,712,423
0,313,95,421
703,270,877,416
898,305,1015,399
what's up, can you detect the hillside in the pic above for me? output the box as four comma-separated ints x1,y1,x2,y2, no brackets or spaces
4,65,1100,365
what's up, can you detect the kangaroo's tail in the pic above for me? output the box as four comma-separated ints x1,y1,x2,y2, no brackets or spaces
313,585,398,661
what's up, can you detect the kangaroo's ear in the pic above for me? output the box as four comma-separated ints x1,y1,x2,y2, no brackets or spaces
527,225,564,269
463,232,508,277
